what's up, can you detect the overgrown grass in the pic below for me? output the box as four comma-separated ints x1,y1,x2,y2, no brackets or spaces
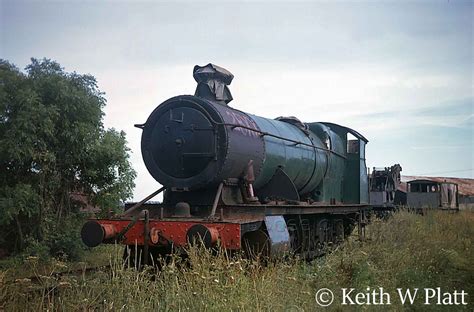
0,245,114,281
1,210,472,311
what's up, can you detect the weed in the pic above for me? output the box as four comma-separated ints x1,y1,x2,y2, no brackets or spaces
1,210,472,311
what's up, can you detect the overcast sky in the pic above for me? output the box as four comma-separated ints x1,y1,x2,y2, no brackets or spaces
1,0,472,201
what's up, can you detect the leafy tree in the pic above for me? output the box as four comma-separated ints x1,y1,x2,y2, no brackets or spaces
0,58,136,258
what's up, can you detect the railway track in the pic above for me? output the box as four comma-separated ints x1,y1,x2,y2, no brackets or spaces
5,264,112,290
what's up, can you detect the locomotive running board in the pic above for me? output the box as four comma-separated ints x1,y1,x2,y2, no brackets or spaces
227,204,369,216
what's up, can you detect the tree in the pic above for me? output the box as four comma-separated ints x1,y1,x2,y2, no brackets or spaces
0,58,136,258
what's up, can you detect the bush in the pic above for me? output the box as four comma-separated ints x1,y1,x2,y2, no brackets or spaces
44,217,85,262
0,58,135,257
21,238,51,261
17,214,86,262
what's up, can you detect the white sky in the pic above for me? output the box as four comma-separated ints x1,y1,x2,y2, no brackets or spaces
1,0,473,201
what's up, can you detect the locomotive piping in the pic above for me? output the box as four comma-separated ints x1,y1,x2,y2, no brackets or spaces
115,215,140,242
122,186,165,216
209,182,224,218
227,124,346,159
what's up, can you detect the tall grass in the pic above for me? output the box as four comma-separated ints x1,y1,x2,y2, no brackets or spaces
1,210,472,311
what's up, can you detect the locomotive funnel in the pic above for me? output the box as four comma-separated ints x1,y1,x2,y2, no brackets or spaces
193,63,234,105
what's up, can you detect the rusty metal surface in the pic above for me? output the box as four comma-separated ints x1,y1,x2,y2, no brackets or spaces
95,219,242,249
83,199,367,250
369,164,402,206
369,165,402,192
120,201,367,220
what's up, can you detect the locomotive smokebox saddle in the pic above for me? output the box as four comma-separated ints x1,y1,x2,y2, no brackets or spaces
193,63,234,105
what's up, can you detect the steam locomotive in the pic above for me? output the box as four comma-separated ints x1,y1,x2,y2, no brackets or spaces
81,64,370,261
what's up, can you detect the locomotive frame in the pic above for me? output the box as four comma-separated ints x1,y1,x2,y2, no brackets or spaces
82,193,370,262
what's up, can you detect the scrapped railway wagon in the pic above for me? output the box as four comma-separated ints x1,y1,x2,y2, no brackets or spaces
81,64,370,262
369,164,402,216
406,179,459,212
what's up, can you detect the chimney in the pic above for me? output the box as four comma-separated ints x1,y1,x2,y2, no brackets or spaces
193,63,234,105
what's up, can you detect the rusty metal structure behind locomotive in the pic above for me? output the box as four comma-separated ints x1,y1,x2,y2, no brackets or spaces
369,164,402,213
81,64,370,261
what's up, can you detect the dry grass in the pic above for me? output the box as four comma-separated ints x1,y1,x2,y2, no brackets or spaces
1,210,473,311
